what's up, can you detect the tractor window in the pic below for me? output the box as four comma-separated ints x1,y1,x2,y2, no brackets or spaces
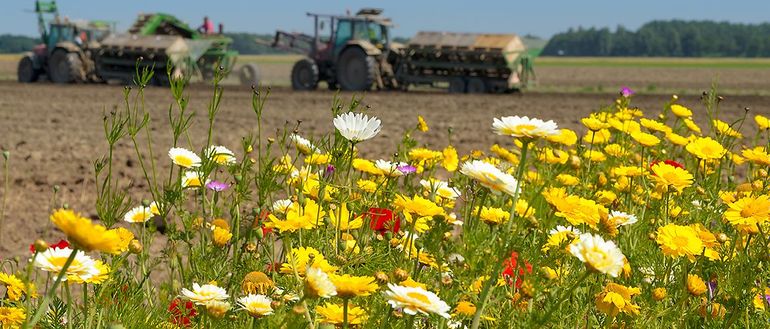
47,26,60,47
353,21,368,41
367,22,384,45
335,20,352,49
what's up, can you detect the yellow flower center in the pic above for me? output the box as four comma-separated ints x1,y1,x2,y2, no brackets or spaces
174,155,193,167
407,291,431,304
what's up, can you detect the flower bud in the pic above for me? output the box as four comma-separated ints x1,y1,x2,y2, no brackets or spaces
141,199,151,207
652,287,667,301
292,304,306,315
129,239,143,254
717,233,728,243
374,271,389,283
1,151,9,161
393,268,409,281
33,239,49,252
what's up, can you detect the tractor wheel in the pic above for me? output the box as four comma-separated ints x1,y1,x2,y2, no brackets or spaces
49,49,85,84
239,63,261,87
291,58,318,91
336,47,376,91
17,55,40,83
448,78,465,93
466,78,487,94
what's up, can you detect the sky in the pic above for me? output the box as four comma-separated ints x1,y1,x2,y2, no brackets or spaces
3,0,770,39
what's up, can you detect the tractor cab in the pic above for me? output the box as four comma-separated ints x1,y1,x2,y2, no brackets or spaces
46,21,111,50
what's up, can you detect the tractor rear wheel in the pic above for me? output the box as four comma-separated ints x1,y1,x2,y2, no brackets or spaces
336,47,376,91
49,49,85,84
448,78,465,93
466,78,487,93
291,58,319,90
17,55,40,83
239,63,261,87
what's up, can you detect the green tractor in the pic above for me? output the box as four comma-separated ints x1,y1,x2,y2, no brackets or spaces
18,0,113,83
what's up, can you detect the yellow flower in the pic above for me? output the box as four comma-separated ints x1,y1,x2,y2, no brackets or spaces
686,137,726,160
724,194,770,230
329,203,364,230
656,224,704,261
650,162,693,193
266,200,326,233
0,306,26,327
595,283,641,317
476,206,510,225
756,115,770,130
70,260,111,285
316,303,367,325
490,144,518,164
666,132,690,146
630,131,660,147
237,294,273,317
753,288,770,310
442,145,459,172
50,209,124,254
683,118,702,134
113,227,134,254
539,147,569,164
357,179,378,193
328,274,378,298
670,104,692,118
556,174,579,186
547,129,578,146
212,226,232,247
0,273,28,301
609,119,641,134
686,274,708,296
352,158,381,175
281,247,337,275
409,148,442,163
552,195,607,229
394,195,444,218
604,144,627,157
583,129,611,144
241,271,274,295
582,117,610,131
713,119,743,138
640,118,672,134
652,287,667,301
542,226,580,252
453,301,477,317
305,266,337,299
582,149,606,162
304,153,330,165
205,301,231,318
742,147,770,166
612,166,645,177
417,115,429,132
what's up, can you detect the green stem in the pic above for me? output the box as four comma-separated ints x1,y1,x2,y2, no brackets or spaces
25,247,78,328
343,298,350,329
538,270,591,324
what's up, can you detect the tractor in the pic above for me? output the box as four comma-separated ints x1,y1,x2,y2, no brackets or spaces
273,8,535,93
17,0,113,83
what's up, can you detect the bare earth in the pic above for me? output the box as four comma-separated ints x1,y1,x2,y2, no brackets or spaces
1,65,770,259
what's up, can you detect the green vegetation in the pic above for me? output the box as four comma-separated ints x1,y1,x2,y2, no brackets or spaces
542,20,770,57
0,34,39,53
536,57,770,69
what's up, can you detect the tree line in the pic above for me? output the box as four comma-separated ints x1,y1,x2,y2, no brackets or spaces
541,20,770,57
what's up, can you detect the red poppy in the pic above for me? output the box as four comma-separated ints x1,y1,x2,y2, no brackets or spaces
168,298,197,327
368,207,401,233
650,159,684,170
256,210,273,236
501,251,532,289
29,239,69,253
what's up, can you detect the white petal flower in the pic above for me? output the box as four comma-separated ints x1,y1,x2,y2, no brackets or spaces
460,160,520,196
374,159,409,177
383,283,450,318
237,294,274,317
304,266,337,299
182,171,208,188
33,247,100,282
419,179,461,200
568,233,625,277
492,116,559,138
206,145,236,165
272,199,293,213
333,112,381,142
609,210,638,227
168,147,202,168
180,283,229,305
290,134,320,155
123,206,153,223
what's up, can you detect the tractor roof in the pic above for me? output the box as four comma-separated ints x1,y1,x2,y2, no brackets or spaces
306,8,393,26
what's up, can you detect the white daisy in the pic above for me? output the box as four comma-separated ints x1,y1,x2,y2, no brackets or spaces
290,134,320,155
304,266,337,299
149,201,161,215
374,159,409,177
33,247,100,282
383,283,450,318
206,145,236,165
460,160,520,197
609,210,638,227
272,199,293,213
180,283,230,305
333,112,381,142
123,206,153,223
492,116,559,139
568,233,625,277
168,147,201,168
182,171,208,188
419,179,461,200
237,294,274,317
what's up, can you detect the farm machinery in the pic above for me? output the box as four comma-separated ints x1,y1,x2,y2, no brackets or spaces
18,0,258,85
273,8,535,93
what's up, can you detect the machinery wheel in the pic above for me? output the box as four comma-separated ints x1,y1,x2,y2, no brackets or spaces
466,78,487,93
336,47,376,91
448,78,465,93
291,58,318,90
239,63,261,87
48,49,85,84
17,55,39,83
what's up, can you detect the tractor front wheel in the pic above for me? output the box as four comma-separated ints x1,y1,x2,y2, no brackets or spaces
17,55,40,83
336,47,376,91
291,58,319,91
49,49,85,84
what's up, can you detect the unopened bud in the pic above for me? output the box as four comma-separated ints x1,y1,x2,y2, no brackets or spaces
270,300,281,309
53,185,60,193
717,233,729,243
141,199,151,207
648,233,657,241
129,239,143,254
255,228,265,240
1,151,9,161
374,271,389,283
671,94,679,100
759,169,768,178
393,268,409,281
292,305,306,315
33,239,49,252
